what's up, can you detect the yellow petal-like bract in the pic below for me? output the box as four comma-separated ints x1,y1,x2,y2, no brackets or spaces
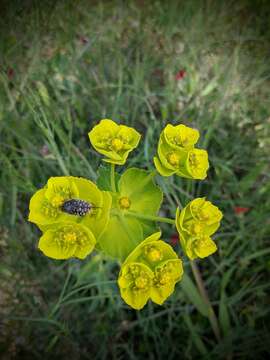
28,176,112,241
88,119,141,165
175,197,223,260
154,123,209,179
118,232,184,309
38,222,96,260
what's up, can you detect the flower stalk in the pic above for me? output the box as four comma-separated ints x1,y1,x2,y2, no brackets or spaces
110,163,117,192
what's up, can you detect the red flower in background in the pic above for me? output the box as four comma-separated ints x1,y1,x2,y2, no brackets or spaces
7,67,14,80
175,69,186,81
234,207,250,215
170,233,179,246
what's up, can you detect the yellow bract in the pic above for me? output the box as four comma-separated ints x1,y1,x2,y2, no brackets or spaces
28,176,112,261
38,222,96,260
154,123,209,179
88,119,141,165
163,124,199,149
175,197,223,260
28,176,112,241
118,232,184,310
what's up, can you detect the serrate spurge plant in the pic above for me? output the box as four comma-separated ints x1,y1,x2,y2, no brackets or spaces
29,119,222,312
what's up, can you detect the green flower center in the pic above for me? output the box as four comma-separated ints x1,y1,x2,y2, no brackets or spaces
159,272,172,285
111,138,124,151
191,222,203,235
63,231,77,243
144,246,162,262
135,276,149,289
126,265,151,291
119,196,131,209
56,227,88,249
167,152,180,166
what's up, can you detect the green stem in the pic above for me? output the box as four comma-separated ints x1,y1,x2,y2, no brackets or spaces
110,163,116,192
190,260,221,342
126,210,175,225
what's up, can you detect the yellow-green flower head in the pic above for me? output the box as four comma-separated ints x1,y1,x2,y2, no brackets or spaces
28,176,112,240
186,149,209,180
88,119,141,165
118,262,154,310
175,198,223,260
163,124,200,149
117,232,184,310
184,234,217,260
38,222,96,260
154,132,209,179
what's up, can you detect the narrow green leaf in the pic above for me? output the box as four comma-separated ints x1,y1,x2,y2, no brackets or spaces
219,291,231,336
181,274,209,317
183,314,208,355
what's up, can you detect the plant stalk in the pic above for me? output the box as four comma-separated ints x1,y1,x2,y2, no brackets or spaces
110,164,117,192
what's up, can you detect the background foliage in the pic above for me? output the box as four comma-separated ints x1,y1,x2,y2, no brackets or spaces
0,0,270,358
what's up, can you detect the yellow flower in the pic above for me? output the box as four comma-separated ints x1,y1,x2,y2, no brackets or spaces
118,262,154,310
163,124,199,149
175,198,223,260
154,133,188,177
88,119,141,165
154,124,209,179
150,259,183,305
117,232,184,309
38,222,96,260
28,176,112,240
185,234,217,260
186,149,209,180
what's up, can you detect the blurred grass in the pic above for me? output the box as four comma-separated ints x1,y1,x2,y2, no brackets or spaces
0,0,270,359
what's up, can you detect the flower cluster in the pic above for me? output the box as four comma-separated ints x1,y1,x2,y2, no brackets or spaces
154,124,209,179
175,198,223,260
118,232,183,309
88,119,141,165
28,176,111,259
28,118,223,310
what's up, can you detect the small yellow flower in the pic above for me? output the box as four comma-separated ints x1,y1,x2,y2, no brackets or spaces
118,196,131,210
189,197,223,226
175,198,223,260
38,222,96,260
186,149,209,180
88,119,141,165
150,259,183,305
28,176,112,241
145,246,163,262
154,133,187,177
163,124,199,149
117,232,184,309
154,124,209,180
118,262,153,310
185,234,217,260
